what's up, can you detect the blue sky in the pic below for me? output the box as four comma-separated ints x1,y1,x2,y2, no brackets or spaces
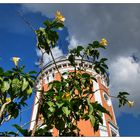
0,4,140,136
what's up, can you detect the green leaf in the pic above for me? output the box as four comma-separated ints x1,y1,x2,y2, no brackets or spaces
49,106,55,112
82,73,90,79
89,114,95,126
7,131,19,136
68,54,76,66
55,118,65,131
26,86,32,95
87,98,93,115
118,92,129,97
13,124,30,136
62,107,70,117
91,76,97,82
77,46,84,52
47,101,54,107
82,113,89,120
1,81,10,93
96,103,111,117
43,20,51,27
53,22,64,29
22,78,29,91
12,78,21,90
100,58,108,62
28,71,37,74
56,102,64,108
76,46,84,55
94,120,100,132
0,67,4,75
35,127,52,136
0,131,18,136
93,41,100,47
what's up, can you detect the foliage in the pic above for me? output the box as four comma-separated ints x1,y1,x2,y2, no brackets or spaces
0,65,36,125
117,92,130,107
26,11,131,136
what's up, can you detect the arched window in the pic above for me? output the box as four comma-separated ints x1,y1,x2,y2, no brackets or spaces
103,93,111,106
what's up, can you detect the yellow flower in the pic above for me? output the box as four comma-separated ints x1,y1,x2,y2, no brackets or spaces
55,10,65,22
100,38,108,46
62,92,70,99
127,100,134,107
12,57,20,66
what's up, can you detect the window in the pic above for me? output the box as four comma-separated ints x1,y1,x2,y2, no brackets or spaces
103,93,111,106
79,63,83,67
60,70,68,79
89,65,92,69
49,69,52,73
47,76,49,81
101,75,109,87
84,64,88,67
111,130,117,137
58,65,62,69
63,64,67,67
109,121,119,137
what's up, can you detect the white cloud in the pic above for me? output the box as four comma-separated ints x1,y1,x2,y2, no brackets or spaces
21,4,140,59
67,36,80,49
36,47,63,67
109,56,140,117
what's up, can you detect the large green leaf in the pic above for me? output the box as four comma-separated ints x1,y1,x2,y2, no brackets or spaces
68,54,76,66
22,78,29,91
43,20,51,27
96,103,111,117
89,114,95,126
87,98,93,115
1,81,10,93
12,78,21,90
26,85,32,95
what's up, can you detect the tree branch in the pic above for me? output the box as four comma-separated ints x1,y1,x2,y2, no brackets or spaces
0,101,11,125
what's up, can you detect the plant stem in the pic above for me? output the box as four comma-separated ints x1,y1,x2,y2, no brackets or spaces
49,48,62,77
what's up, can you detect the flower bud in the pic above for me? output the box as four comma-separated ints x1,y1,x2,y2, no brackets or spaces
100,38,108,46
55,10,65,22
12,57,20,66
127,100,134,107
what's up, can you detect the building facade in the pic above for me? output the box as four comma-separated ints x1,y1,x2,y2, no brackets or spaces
29,56,119,136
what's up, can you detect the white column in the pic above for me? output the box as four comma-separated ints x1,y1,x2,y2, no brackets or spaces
93,80,108,136
29,84,41,130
